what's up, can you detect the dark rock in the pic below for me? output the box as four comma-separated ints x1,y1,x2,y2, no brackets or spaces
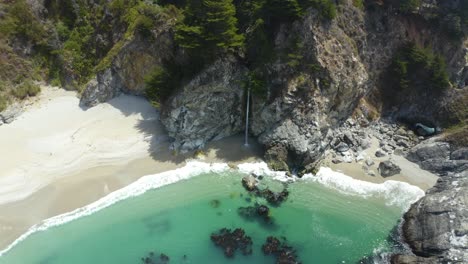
260,189,289,206
210,228,253,258
262,236,301,264
407,141,450,163
391,254,439,264
335,142,350,153
237,205,272,224
451,148,468,160
378,160,401,177
241,175,258,192
375,149,387,157
140,251,170,264
210,199,221,208
419,159,468,176
402,171,468,262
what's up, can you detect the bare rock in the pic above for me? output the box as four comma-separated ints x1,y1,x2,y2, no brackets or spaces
378,160,401,177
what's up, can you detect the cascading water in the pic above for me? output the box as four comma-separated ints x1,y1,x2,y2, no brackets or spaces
244,88,250,146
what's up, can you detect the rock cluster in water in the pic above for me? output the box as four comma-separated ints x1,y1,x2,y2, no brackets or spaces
237,204,273,224
262,236,302,264
241,175,289,206
210,228,253,258
140,251,170,264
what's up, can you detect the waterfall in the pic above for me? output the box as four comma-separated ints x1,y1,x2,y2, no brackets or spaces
244,87,250,146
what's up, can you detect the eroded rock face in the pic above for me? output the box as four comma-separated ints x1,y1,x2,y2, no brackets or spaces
401,170,468,263
161,57,247,152
251,6,369,169
80,24,175,107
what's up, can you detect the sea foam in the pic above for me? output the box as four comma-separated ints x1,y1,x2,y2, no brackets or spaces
303,167,425,211
0,161,425,257
0,161,228,257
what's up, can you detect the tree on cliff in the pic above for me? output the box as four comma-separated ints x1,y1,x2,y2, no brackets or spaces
175,0,244,55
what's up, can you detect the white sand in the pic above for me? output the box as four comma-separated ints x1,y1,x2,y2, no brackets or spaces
0,86,166,204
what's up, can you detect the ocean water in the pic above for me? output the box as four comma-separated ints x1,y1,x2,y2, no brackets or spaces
0,163,421,264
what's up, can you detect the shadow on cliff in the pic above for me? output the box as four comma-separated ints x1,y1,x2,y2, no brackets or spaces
105,94,263,164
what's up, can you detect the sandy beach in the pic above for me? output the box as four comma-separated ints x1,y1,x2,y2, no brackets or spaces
0,86,263,250
0,86,438,252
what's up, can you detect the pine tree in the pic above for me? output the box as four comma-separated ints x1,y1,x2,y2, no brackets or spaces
175,0,244,54
264,0,302,22
204,0,244,51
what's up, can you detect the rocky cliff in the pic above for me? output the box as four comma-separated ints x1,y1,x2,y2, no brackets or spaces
392,139,468,263
2,0,467,262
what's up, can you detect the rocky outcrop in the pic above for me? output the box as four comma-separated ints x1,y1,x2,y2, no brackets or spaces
407,138,468,175
0,103,23,126
378,160,401,177
160,57,247,151
80,23,175,107
250,6,369,170
393,138,468,263
399,170,468,263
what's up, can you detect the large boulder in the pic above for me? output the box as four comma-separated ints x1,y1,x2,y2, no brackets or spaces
161,57,247,152
401,171,468,263
378,160,401,177
406,140,451,162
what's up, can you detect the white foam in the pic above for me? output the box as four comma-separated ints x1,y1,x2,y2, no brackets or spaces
302,167,425,211
0,161,228,257
0,162,425,257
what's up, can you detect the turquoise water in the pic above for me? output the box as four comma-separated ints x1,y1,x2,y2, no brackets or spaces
0,170,404,264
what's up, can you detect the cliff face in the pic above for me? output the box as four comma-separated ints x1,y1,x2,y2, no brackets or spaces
158,1,467,171
392,139,468,263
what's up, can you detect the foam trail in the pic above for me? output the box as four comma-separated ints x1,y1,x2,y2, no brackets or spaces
0,161,228,257
0,162,425,257
303,167,425,211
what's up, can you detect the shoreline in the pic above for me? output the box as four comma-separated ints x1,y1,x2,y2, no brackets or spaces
0,87,438,253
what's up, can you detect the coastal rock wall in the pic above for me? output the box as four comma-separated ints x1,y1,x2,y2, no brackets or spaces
80,18,175,107
392,139,468,263
161,57,248,152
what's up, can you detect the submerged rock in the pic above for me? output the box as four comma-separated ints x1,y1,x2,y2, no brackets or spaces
140,251,170,264
241,175,258,192
260,189,289,206
262,236,301,264
237,205,273,224
378,160,401,177
210,228,253,258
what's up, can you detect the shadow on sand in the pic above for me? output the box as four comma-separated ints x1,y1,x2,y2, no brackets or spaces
106,94,264,165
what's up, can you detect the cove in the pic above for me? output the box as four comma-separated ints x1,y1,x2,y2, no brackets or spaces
0,165,417,264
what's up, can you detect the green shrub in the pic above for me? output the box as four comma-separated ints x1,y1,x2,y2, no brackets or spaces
304,0,337,20
0,95,7,112
145,66,176,103
352,0,364,10
12,81,41,99
245,71,267,98
399,0,421,13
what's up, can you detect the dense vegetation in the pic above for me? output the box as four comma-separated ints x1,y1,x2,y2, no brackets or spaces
392,43,450,92
145,0,337,102
0,0,178,110
389,0,468,39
